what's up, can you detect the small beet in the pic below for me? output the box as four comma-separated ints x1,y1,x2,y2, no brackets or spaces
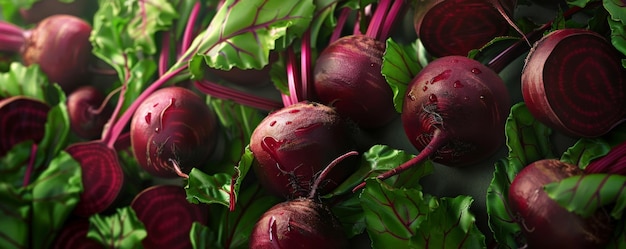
67,86,113,139
250,102,358,199
0,96,50,157
249,198,348,249
508,159,614,249
313,35,396,129
130,86,219,178
66,141,124,217
521,28,626,138
130,185,209,249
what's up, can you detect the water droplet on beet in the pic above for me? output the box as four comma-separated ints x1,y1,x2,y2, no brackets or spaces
422,86,428,91
154,127,160,133
429,94,437,102
407,90,416,101
153,103,159,108
453,80,464,88
286,121,293,125
261,136,284,163
269,120,277,127
289,109,300,114
431,69,451,84
479,95,485,100
471,68,482,74
370,63,375,67
145,113,152,124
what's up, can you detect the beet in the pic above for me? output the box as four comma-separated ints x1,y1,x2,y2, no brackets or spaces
66,141,124,217
354,55,510,191
0,15,92,92
130,185,209,249
130,86,219,178
413,0,517,57
313,35,396,129
0,96,50,157
521,28,626,138
508,159,614,249
250,102,358,199
249,197,348,249
51,218,103,249
67,86,113,139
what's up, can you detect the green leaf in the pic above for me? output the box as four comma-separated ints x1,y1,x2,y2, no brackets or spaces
381,38,422,113
35,87,70,169
411,196,486,249
360,179,430,248
561,138,612,168
87,206,147,249
604,0,626,25
545,173,626,219
0,63,49,100
328,144,433,197
608,17,626,58
566,0,594,7
0,141,33,188
0,183,30,249
186,169,232,206
486,103,555,248
184,0,315,76
190,222,219,249
29,151,82,249
331,193,366,238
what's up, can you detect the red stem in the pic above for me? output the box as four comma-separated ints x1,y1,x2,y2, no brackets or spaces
378,0,406,41
585,141,626,174
194,80,283,111
300,30,312,100
365,0,391,39
309,150,359,199
181,2,201,54
22,143,38,187
353,129,449,192
330,7,351,44
159,31,171,76
283,49,300,106
0,21,25,53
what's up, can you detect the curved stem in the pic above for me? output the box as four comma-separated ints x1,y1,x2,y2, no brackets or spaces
194,80,283,111
353,129,448,192
365,0,391,39
330,7,351,44
0,21,25,53
378,0,406,41
309,150,359,199
181,2,201,54
93,86,122,114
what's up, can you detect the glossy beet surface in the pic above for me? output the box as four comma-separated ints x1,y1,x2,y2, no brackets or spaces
130,86,218,178
508,159,614,249
250,102,358,199
521,28,626,138
313,35,396,129
249,198,348,249
21,15,92,92
131,185,209,249
402,56,510,166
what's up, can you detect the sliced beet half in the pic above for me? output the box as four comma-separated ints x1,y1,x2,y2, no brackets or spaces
51,218,103,249
130,185,209,249
0,96,50,157
521,28,626,138
66,141,124,217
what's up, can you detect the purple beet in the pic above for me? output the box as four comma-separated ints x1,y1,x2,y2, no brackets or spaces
521,28,626,138
130,185,209,249
0,96,50,157
67,86,113,139
0,15,92,92
313,35,396,129
51,218,103,249
130,86,219,178
249,102,358,199
414,0,518,57
508,159,614,249
354,55,510,191
249,197,348,249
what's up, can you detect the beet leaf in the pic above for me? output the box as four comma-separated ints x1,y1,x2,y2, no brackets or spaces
411,196,485,248
184,0,315,76
560,123,626,168
545,173,626,219
87,206,147,248
486,103,555,248
328,144,433,197
381,38,422,113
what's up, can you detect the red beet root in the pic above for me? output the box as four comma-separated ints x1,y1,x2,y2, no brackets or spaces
131,185,209,249
521,28,626,138
414,0,518,57
0,96,50,157
508,159,614,249
249,198,348,249
313,35,396,129
130,86,219,178
67,86,113,139
250,102,358,199
51,218,103,249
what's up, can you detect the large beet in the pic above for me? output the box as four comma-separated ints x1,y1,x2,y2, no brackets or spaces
250,102,358,199
508,159,614,249
249,198,348,249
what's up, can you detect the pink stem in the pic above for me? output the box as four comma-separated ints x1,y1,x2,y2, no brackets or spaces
585,141,626,174
159,32,171,76
330,7,351,44
0,21,25,53
283,49,300,106
309,150,359,199
378,0,406,41
364,0,391,39
194,80,283,111
22,143,38,187
181,2,201,54
300,30,312,100
353,129,448,192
